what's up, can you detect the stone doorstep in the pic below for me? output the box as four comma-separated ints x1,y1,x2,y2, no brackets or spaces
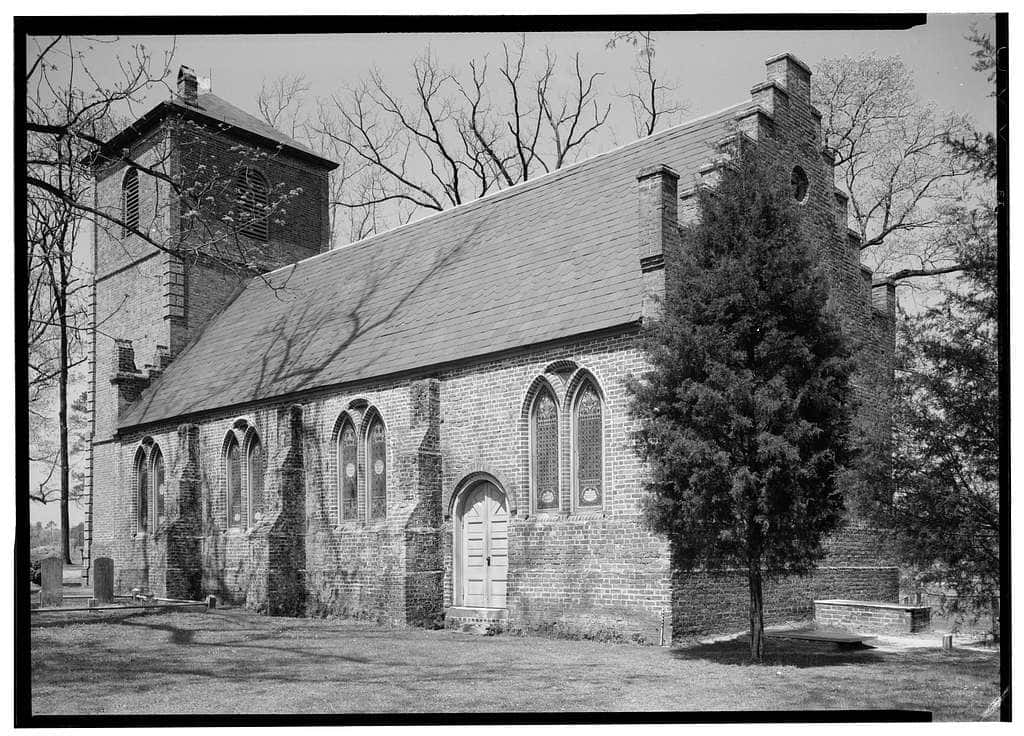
445,606,509,623
444,606,509,634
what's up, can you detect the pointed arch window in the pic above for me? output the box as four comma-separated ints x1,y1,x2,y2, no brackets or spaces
236,167,270,242
122,167,139,235
151,446,166,528
135,448,149,533
367,416,387,520
532,387,560,511
225,434,243,528
338,418,359,521
247,434,266,527
573,381,604,509
134,443,166,533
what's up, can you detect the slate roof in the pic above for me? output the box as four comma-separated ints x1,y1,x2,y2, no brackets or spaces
96,92,338,171
119,101,752,430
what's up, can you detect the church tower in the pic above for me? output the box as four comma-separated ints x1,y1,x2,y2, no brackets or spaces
85,66,337,580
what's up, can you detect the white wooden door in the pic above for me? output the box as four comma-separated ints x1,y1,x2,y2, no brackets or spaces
461,482,508,608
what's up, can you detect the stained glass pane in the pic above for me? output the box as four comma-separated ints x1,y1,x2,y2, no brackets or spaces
137,453,148,532
533,390,559,511
369,420,386,519
152,448,165,528
576,385,603,508
227,439,242,527
248,437,265,526
340,424,358,520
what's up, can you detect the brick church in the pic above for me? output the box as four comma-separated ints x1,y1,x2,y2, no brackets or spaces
86,53,898,640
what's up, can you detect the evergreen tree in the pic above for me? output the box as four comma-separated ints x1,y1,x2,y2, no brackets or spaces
628,144,855,661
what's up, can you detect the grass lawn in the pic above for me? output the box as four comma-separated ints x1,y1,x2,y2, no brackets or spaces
30,608,1001,719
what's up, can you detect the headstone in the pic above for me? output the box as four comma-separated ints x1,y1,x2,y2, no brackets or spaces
93,557,114,604
39,557,63,608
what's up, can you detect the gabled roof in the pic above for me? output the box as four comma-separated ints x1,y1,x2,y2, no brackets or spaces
95,92,338,171
118,101,751,430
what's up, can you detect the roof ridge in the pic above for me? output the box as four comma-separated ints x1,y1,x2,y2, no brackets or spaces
261,98,751,279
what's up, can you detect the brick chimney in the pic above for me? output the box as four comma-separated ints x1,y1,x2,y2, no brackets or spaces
637,164,680,320
872,279,897,319
114,338,137,373
177,65,198,106
765,52,812,103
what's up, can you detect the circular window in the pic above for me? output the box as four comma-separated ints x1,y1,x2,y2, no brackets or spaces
791,166,809,203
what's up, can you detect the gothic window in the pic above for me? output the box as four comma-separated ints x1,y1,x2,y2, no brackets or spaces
532,386,560,512
225,434,243,528
367,416,387,520
573,381,604,509
247,434,266,527
338,418,358,521
151,446,166,528
122,167,139,235
235,167,270,241
791,165,809,203
135,448,149,533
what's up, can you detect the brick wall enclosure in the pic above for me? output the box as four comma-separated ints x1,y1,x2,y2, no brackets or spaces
814,600,931,634
88,55,897,642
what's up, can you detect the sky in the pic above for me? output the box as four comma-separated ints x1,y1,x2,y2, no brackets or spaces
25,13,998,526
71,15,996,148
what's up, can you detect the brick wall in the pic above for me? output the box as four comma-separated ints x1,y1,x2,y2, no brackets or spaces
97,330,672,632
814,600,931,634
171,121,330,271
88,110,332,581
437,333,671,638
95,324,896,638
672,523,899,637
90,55,896,640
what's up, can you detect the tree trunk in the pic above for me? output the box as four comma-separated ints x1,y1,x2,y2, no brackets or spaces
748,561,765,662
57,247,71,566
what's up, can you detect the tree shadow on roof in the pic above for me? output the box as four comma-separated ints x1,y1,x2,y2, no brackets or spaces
127,218,482,425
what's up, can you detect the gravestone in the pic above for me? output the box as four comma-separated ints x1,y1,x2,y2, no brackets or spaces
93,557,114,604
39,557,63,608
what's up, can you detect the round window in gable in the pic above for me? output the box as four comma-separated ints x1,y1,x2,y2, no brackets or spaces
791,166,809,203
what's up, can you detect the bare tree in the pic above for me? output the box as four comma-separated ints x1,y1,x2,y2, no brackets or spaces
304,37,613,243
607,31,687,138
257,73,310,139
25,36,123,562
28,37,308,277
25,36,306,559
813,55,974,283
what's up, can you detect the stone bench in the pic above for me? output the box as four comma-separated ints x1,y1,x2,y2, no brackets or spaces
767,626,876,650
814,599,931,634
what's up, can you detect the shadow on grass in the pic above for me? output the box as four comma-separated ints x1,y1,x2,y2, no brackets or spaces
670,636,887,669
30,609,171,630
30,610,1003,718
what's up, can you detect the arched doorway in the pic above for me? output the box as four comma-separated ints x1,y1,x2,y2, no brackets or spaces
457,480,509,609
